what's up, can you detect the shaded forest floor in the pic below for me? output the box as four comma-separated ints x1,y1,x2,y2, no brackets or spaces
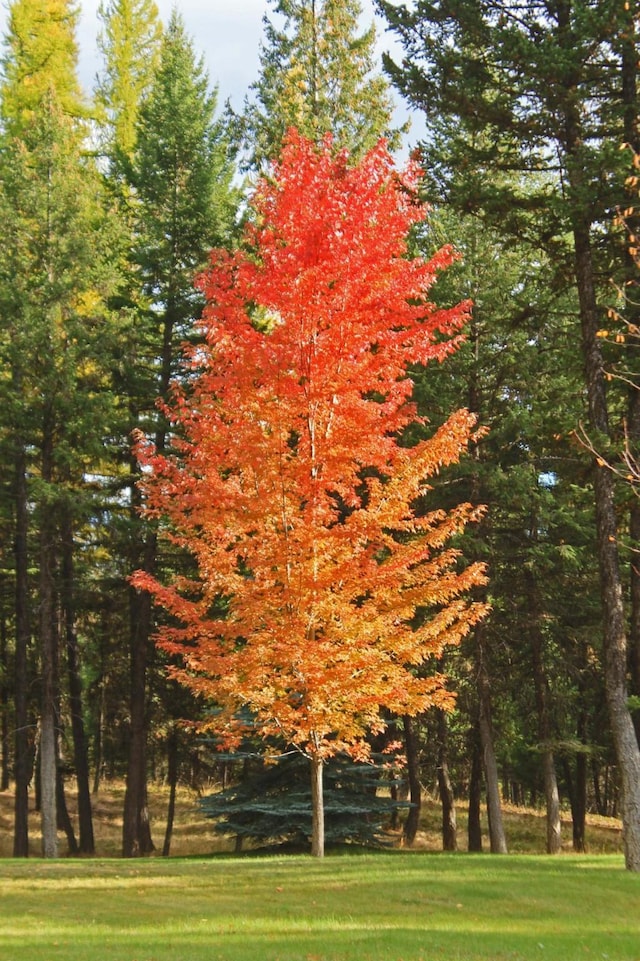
0,781,624,858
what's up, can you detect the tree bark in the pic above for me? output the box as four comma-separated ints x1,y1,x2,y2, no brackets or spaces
621,0,640,748
13,443,30,857
39,423,58,859
1,613,9,792
56,763,78,855
310,752,324,857
437,709,457,851
555,0,640,869
61,514,94,853
162,727,178,857
526,568,562,854
402,714,421,846
572,216,640,869
467,723,483,852
122,534,155,857
477,630,508,854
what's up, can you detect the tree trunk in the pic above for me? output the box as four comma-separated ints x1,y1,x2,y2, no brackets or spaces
437,709,457,851
557,1,640,865
402,714,421,846
123,429,156,857
468,723,483,852
621,0,640,749
56,763,78,855
310,752,324,858
527,568,561,854
563,748,587,853
1,614,9,792
572,216,640,869
39,425,58,859
122,546,155,857
61,515,94,853
477,630,508,853
13,444,30,857
162,728,179,857
629,499,640,745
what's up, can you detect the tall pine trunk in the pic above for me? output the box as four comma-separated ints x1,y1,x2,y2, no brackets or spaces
467,723,484,852
162,727,179,857
477,629,507,853
437,709,457,851
13,432,30,857
61,514,94,853
122,576,155,856
572,216,640,870
1,613,9,791
39,420,58,859
527,568,561,853
122,443,155,858
402,714,421,846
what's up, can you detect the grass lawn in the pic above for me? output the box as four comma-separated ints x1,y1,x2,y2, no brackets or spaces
0,851,638,961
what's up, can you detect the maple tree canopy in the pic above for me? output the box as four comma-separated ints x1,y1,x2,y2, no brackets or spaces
133,130,487,762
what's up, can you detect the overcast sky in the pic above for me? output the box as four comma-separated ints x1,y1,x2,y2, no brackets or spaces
0,1,421,151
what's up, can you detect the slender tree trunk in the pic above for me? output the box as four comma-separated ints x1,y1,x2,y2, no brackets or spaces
467,723,483,852
526,568,561,853
13,443,30,857
402,714,421,846
1,614,9,792
122,530,155,857
558,0,640,866
162,728,178,857
61,514,94,853
56,762,78,855
621,1,640,748
310,752,324,857
477,630,507,853
629,500,640,744
92,675,105,796
564,746,587,853
39,424,58,859
572,217,640,870
437,709,457,851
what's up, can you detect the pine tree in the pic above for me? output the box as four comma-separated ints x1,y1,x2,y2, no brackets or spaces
120,9,239,858
0,0,86,134
0,0,112,858
0,88,118,856
95,0,162,161
243,0,399,169
377,0,640,870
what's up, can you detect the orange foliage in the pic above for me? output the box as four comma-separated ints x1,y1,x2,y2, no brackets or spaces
133,131,487,761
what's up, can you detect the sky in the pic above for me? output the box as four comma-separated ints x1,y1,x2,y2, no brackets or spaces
0,0,423,154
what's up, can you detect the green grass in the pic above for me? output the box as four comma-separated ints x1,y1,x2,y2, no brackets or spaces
1,852,638,961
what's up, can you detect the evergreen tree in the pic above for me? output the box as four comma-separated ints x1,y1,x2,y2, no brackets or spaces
376,0,640,869
0,0,113,858
0,0,86,134
0,90,118,856
95,0,162,161
243,0,399,169
120,9,238,858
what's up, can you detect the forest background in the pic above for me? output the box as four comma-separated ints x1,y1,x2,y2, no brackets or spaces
2,0,640,870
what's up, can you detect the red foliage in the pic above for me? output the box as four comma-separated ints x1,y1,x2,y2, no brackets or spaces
133,131,487,760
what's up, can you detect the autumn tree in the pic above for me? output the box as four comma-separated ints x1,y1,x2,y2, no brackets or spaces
133,132,487,858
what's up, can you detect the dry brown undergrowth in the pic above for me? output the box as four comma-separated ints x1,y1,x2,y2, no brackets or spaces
0,781,624,858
